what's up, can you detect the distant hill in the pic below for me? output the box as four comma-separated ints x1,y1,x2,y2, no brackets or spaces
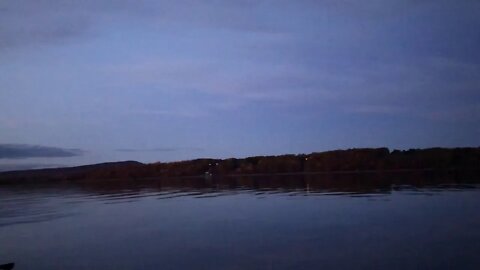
1,147,479,184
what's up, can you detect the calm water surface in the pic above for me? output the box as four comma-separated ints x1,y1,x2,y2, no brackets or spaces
1,173,480,269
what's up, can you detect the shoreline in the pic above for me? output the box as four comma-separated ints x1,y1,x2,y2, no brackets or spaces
1,147,479,184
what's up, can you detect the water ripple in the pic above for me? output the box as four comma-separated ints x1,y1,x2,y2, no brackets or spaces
0,174,479,228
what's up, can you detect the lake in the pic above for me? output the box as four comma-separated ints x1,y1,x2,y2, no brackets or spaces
1,172,480,269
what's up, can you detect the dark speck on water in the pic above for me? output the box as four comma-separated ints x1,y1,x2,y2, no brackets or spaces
1,173,480,270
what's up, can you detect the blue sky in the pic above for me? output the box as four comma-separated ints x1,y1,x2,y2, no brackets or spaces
0,0,479,170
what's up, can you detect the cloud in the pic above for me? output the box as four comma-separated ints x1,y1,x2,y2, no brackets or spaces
0,1,92,50
128,109,209,118
347,105,408,115
0,0,283,51
0,163,65,172
0,144,83,159
115,147,203,152
1,0,479,154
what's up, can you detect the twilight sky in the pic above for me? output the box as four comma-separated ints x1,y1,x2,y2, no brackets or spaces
1,0,479,170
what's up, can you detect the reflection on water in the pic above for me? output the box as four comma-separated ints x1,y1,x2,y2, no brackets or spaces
1,172,480,269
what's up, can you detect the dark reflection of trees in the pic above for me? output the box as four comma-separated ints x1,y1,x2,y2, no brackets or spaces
5,170,476,198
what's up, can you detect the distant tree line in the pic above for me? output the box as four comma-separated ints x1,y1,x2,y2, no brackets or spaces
0,147,479,183
143,147,480,177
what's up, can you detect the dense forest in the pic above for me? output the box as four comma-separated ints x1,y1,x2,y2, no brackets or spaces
0,147,479,184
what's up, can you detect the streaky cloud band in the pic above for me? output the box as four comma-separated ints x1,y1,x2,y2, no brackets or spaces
0,144,84,159
115,147,204,152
